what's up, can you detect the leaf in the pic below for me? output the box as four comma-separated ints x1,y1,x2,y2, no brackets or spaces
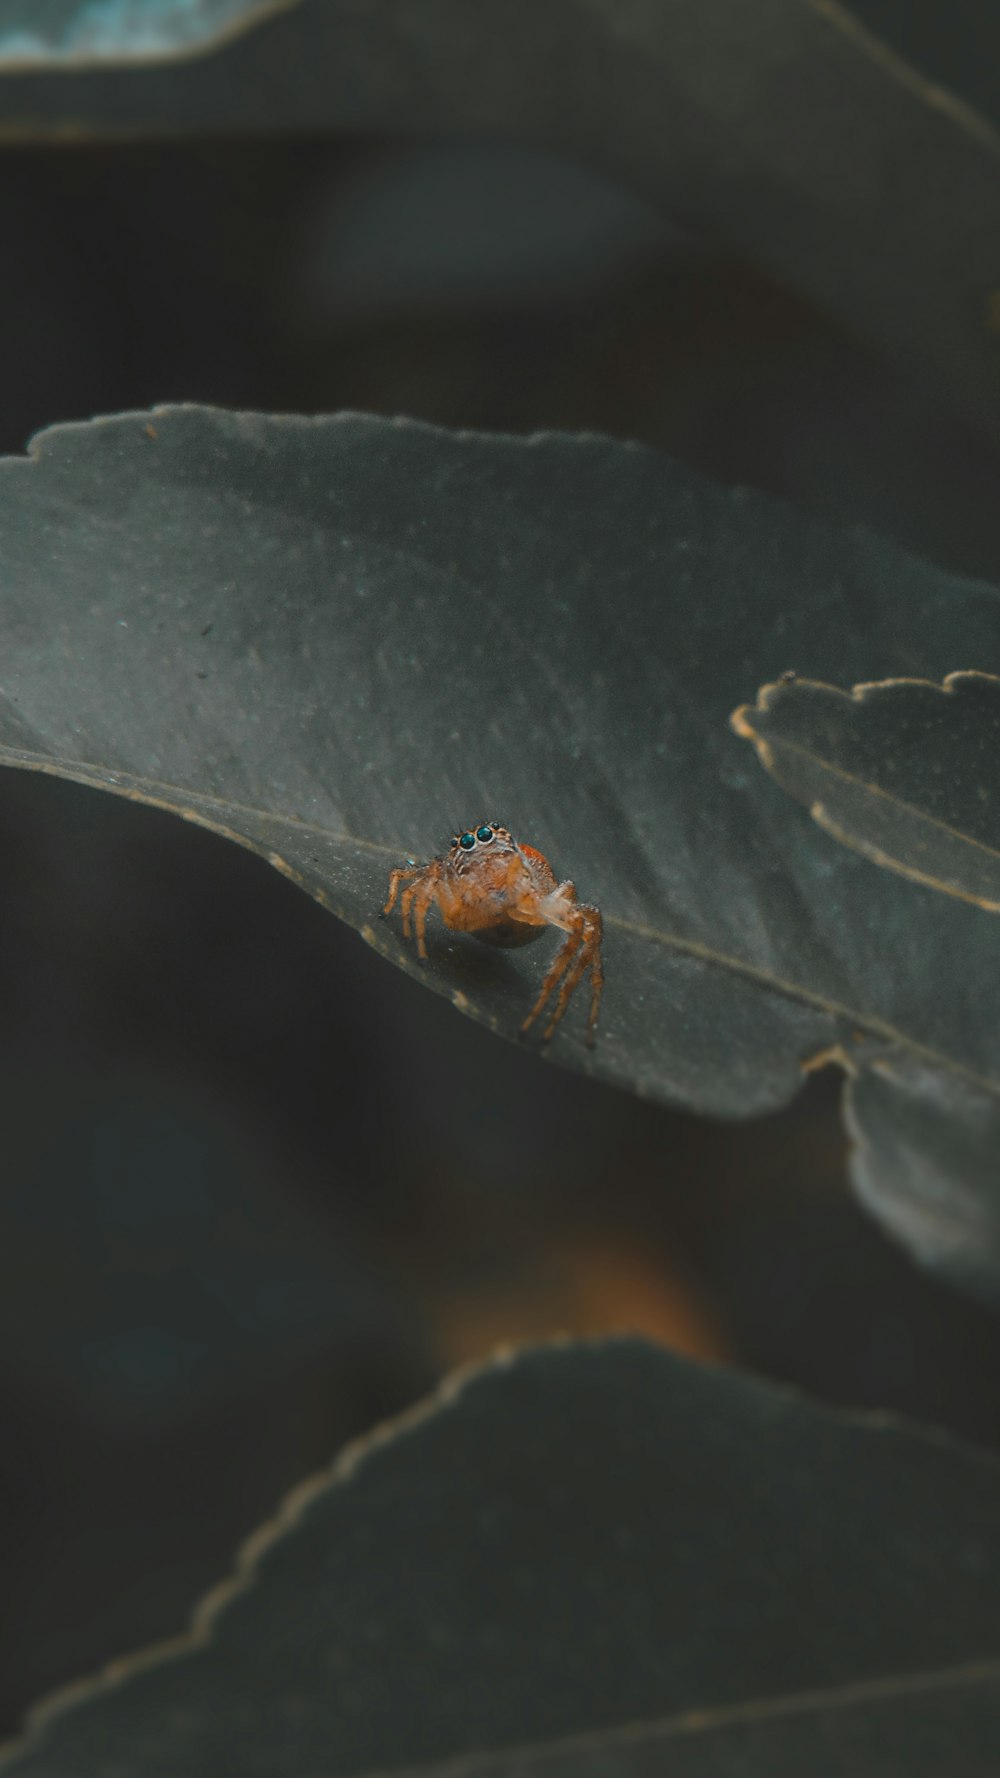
731,671,1000,911
0,1061,401,1427
0,1051,422,1729
731,669,1000,1280
0,0,294,65
1,3,999,446
3,404,1000,1288
4,1338,1000,1775
843,0,1000,133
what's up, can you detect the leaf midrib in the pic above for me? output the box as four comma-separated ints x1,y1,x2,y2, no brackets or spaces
752,729,1000,867
371,1649,1000,1777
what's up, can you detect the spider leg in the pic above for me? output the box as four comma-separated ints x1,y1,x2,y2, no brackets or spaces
541,946,589,1041
393,875,440,958
399,879,420,943
520,925,582,1036
411,878,438,960
519,892,603,1044
585,914,604,1042
542,909,603,1045
383,866,422,919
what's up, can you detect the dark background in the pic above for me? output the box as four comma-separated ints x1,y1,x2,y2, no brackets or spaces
3,129,1000,1735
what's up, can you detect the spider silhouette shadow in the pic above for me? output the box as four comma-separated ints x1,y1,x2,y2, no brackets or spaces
384,927,559,1045
421,930,531,997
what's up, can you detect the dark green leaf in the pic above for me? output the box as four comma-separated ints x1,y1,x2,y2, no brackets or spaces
3,1339,1000,1775
0,1063,398,1425
0,2,998,443
0,0,290,65
847,0,1000,134
732,669,1000,1281
0,1052,421,1728
732,671,1000,911
3,405,1000,1288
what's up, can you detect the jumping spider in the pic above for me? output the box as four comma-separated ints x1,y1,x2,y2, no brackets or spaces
382,822,604,1044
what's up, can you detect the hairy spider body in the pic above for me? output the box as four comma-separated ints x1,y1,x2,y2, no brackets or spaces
382,822,604,1044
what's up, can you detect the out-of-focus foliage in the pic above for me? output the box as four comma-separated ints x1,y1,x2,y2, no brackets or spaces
0,1,998,446
7,1340,1000,1777
0,0,294,64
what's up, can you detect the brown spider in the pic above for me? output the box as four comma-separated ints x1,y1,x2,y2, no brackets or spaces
382,822,604,1044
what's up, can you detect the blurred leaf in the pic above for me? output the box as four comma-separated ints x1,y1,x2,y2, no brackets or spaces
0,1058,423,1738
0,0,294,65
844,1054,1000,1278
0,1,998,443
4,1338,1000,1775
731,671,1000,911
3,405,1000,1288
847,0,1000,132
0,1064,400,1428
732,669,1000,1283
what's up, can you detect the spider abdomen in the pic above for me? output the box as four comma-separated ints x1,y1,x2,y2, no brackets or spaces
469,919,546,949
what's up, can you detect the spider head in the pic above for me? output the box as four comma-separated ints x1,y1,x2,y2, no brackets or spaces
449,821,513,854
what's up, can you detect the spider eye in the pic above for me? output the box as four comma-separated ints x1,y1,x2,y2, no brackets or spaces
476,825,494,844
459,832,476,850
